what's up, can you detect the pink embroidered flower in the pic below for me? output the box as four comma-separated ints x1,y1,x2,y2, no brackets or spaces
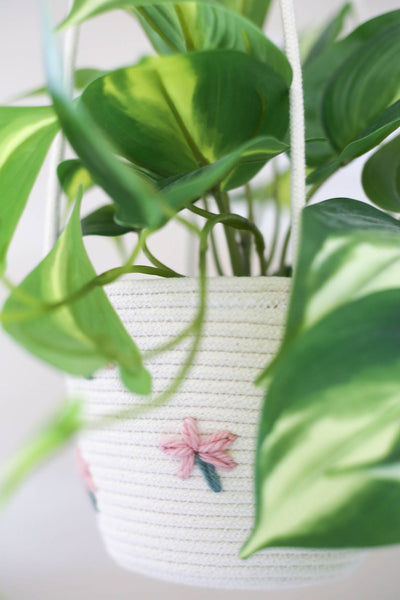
160,417,238,492
76,448,98,510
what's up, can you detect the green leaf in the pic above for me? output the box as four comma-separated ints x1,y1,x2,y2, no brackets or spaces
303,9,400,167
242,199,400,556
216,0,272,28
362,136,400,213
308,100,400,185
0,400,83,508
134,2,291,85
44,20,166,230
60,0,272,30
81,50,289,189
2,194,151,395
322,23,400,153
303,3,352,68
0,106,59,273
81,204,137,236
57,159,94,203
242,289,400,554
162,135,288,210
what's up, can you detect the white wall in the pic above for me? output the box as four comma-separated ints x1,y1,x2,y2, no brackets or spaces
1,1,400,599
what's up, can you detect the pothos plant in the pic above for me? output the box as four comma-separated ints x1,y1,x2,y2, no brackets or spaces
1,0,400,559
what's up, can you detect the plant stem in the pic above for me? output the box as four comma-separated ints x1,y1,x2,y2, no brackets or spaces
202,197,224,276
213,189,243,276
143,241,183,278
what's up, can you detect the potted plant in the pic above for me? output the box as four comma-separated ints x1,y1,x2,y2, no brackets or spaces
1,0,400,590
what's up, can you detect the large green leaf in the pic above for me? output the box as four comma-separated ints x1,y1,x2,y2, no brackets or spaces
303,10,400,167
322,23,400,154
0,106,59,273
134,2,291,85
362,135,400,213
2,195,151,395
242,199,400,555
81,50,289,189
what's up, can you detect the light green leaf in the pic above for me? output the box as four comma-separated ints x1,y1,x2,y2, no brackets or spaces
81,50,289,189
134,2,291,85
362,135,400,213
57,159,94,203
2,194,151,395
242,199,400,555
303,9,400,167
0,400,82,508
0,106,59,273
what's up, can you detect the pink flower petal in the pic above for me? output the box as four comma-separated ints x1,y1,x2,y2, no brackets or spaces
199,451,237,471
181,417,200,452
199,431,238,453
159,438,193,457
177,453,195,479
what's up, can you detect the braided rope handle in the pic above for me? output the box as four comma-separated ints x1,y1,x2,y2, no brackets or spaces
278,0,306,269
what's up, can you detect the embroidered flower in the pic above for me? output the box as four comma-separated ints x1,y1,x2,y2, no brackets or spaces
76,448,98,511
159,417,238,492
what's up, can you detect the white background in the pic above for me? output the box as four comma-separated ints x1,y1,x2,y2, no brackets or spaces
1,1,400,598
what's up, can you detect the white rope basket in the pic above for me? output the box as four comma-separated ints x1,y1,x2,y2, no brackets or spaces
68,277,363,589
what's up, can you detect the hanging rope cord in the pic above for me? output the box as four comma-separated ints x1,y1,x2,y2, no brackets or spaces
43,1,80,255
278,0,306,270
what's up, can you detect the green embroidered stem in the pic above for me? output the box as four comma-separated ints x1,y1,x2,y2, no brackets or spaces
195,453,222,493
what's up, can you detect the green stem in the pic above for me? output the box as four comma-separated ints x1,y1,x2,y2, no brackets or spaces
143,241,183,278
202,197,224,276
213,189,243,276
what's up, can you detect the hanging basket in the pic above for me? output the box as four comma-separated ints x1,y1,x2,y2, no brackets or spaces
68,277,363,589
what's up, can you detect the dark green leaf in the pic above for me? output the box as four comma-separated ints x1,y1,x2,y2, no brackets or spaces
362,135,400,212
242,199,400,555
303,3,352,68
322,23,400,153
0,106,59,273
81,50,289,189
81,204,137,236
2,195,151,394
303,9,400,167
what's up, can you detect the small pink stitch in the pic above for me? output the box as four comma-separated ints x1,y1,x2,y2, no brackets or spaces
159,417,238,485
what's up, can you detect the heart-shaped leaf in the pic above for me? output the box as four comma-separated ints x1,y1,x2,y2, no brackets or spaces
303,9,400,167
81,50,289,189
242,199,400,555
0,106,59,273
362,135,400,213
2,194,151,395
322,23,400,154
